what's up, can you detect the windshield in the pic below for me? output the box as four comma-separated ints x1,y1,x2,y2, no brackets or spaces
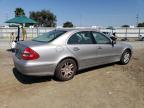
32,30,67,42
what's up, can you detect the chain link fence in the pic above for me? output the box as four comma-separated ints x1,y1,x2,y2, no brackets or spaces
1,27,144,39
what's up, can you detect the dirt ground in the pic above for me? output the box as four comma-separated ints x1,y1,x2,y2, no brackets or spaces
0,41,144,108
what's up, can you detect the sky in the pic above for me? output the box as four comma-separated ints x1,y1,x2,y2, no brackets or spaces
0,0,144,27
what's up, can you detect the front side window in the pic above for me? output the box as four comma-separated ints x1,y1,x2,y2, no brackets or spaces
68,31,94,44
92,32,111,44
32,30,67,43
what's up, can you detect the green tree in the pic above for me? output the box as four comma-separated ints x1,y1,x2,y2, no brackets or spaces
63,21,74,28
15,8,25,17
121,25,130,27
29,10,57,27
137,22,144,27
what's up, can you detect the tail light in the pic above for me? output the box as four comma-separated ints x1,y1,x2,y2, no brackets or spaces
22,47,39,60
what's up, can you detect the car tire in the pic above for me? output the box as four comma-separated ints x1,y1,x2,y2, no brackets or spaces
142,37,144,41
120,50,131,65
55,59,77,81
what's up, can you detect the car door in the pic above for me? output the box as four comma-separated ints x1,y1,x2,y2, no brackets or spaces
92,32,121,64
67,31,97,69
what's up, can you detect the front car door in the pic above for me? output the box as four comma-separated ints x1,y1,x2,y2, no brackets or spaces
92,32,122,64
67,31,97,69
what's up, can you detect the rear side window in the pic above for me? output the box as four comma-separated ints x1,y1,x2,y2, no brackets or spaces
32,30,67,43
92,32,111,44
68,31,95,44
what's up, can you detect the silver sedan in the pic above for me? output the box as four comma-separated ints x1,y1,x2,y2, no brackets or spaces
13,29,132,81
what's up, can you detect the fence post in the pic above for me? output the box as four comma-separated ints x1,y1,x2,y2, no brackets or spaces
138,27,140,37
36,27,39,36
45,27,46,33
125,27,128,40
0,28,2,38
32,28,33,39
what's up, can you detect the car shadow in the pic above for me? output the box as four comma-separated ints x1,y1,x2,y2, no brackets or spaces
6,48,15,53
13,68,52,84
77,63,116,75
13,63,116,84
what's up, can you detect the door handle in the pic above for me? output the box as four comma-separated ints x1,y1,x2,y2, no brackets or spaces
73,47,80,51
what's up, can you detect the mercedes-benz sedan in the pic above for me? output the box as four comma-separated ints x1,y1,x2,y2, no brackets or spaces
13,29,132,81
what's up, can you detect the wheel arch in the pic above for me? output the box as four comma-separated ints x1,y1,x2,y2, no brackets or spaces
123,48,132,55
56,56,79,70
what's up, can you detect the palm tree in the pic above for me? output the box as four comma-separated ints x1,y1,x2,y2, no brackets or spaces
15,8,25,17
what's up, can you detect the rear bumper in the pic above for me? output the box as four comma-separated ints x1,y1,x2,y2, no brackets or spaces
13,54,56,76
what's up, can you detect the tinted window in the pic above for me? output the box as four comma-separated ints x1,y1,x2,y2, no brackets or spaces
32,30,67,43
92,32,111,44
68,31,94,44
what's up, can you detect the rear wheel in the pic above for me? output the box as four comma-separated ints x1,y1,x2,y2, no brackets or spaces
55,59,77,81
120,50,131,65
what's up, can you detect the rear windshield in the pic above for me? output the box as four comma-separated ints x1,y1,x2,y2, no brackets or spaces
32,30,67,42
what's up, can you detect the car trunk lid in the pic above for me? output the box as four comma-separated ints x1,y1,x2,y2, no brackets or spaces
15,40,46,59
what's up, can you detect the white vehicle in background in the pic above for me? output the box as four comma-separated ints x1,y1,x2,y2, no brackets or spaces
139,35,144,41
4,25,9,28
11,41,16,49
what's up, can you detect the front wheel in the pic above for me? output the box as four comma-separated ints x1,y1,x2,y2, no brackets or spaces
55,59,77,81
120,50,131,65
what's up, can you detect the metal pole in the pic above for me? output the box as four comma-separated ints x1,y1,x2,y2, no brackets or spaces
125,27,128,40
138,27,140,37
36,26,39,37
32,28,33,39
136,14,139,27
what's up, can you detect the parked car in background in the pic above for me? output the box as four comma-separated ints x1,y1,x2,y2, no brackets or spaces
139,35,144,41
13,29,133,81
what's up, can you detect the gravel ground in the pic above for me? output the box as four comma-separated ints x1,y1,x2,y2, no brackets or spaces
0,40,144,108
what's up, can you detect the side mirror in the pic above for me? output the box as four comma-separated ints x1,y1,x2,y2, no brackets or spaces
110,36,117,41
112,40,116,46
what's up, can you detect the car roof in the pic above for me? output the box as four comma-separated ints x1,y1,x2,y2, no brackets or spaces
56,28,98,32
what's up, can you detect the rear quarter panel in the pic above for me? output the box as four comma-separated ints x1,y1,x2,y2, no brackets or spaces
31,44,78,66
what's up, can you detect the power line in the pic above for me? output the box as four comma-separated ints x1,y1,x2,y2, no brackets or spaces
136,14,139,26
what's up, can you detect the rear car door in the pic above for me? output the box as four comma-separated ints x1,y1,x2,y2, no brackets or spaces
92,32,121,64
67,31,97,68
